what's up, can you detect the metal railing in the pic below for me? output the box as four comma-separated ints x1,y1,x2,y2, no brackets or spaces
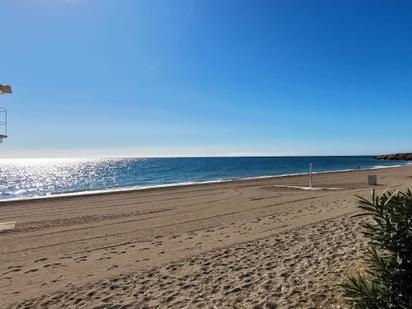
0,107,7,139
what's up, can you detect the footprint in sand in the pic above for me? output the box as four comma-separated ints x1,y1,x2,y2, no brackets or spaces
107,265,118,271
58,256,72,260
2,267,22,275
74,256,88,263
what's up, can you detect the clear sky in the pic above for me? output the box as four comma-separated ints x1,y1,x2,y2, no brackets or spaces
1,0,412,158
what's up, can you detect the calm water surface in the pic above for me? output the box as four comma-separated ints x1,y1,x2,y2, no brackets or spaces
0,156,407,201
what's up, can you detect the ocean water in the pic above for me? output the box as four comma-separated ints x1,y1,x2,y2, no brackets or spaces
0,156,407,201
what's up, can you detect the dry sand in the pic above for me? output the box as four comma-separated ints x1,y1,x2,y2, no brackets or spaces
1,165,412,308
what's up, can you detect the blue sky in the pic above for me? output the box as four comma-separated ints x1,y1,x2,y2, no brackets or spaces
1,0,412,158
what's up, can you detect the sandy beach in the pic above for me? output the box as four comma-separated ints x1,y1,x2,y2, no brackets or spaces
1,165,411,308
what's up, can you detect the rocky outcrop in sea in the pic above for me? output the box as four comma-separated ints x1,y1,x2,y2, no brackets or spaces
375,153,412,161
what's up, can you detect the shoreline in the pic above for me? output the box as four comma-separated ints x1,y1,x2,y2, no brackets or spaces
1,162,408,204
2,164,412,307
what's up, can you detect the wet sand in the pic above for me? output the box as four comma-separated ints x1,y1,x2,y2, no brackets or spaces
1,165,412,308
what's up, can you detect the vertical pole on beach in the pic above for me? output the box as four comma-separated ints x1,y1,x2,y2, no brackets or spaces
309,163,313,189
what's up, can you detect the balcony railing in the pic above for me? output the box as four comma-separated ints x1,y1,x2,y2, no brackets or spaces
0,107,7,143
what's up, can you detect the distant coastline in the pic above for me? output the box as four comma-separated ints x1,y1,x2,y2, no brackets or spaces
375,153,412,161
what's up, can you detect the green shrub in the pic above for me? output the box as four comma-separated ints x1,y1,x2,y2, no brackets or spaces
341,189,412,309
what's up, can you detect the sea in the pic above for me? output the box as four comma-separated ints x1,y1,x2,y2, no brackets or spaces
0,156,407,201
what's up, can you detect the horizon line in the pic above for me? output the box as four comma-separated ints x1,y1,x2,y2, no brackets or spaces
0,154,383,160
